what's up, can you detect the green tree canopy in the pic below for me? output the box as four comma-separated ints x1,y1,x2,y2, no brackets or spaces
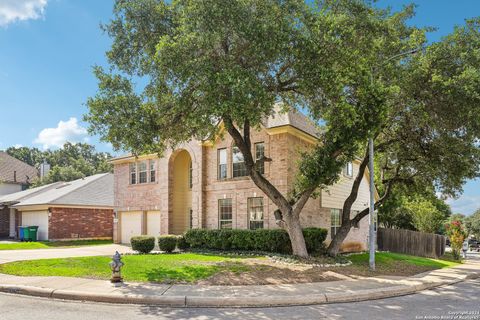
86,0,480,256
6,142,112,186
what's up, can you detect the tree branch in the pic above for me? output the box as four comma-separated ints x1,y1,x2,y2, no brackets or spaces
341,145,369,224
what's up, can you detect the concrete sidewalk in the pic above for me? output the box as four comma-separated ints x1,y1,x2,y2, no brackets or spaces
0,258,479,307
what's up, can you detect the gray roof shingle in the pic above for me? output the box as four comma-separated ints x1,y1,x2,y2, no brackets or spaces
0,173,113,208
265,103,321,138
0,152,39,184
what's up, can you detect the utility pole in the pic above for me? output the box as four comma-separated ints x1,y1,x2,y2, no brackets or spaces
368,137,375,271
367,48,420,272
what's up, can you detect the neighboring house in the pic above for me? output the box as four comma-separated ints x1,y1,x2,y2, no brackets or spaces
112,106,378,252
0,151,39,237
0,151,38,195
0,173,114,241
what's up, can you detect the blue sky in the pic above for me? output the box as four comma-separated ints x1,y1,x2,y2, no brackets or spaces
0,0,478,214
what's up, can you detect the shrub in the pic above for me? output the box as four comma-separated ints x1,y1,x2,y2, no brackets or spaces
302,228,328,253
158,235,178,253
176,235,190,251
130,236,155,254
184,228,327,254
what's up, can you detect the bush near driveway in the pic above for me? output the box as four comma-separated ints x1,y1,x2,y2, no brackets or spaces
184,228,327,254
131,236,155,254
158,235,178,253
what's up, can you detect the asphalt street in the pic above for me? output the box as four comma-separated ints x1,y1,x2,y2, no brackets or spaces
1,277,479,320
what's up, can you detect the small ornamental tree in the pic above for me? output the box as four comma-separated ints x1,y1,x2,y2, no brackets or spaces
445,220,467,260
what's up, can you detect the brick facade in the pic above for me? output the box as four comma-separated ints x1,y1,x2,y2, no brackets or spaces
114,126,372,251
48,207,113,240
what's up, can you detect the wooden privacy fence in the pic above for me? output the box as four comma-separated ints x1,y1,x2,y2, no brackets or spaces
377,228,446,258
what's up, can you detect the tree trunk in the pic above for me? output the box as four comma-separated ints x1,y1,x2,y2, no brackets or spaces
327,222,352,256
284,213,308,257
223,117,309,258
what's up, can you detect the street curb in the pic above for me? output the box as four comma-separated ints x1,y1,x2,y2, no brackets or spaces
1,273,479,307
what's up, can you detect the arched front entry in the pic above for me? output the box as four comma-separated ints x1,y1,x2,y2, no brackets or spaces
169,150,192,234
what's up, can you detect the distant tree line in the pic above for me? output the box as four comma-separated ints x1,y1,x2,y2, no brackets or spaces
6,142,112,187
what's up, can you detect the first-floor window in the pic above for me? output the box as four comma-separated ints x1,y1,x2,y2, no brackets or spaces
129,163,136,184
248,197,264,230
219,199,233,229
138,161,147,183
330,208,341,239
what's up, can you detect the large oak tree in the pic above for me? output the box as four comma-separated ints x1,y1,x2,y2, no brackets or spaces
86,0,480,257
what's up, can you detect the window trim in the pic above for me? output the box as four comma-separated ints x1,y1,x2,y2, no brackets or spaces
248,197,264,230
218,198,233,229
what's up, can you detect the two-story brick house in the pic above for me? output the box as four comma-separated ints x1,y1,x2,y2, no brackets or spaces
111,106,376,251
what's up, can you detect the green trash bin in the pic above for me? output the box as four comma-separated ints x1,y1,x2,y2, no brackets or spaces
28,226,39,242
23,227,31,241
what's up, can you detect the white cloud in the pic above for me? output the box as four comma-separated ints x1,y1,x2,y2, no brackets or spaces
13,144,23,148
0,0,48,27
34,117,88,149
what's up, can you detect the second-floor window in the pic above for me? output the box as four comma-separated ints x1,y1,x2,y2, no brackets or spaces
218,148,227,180
129,163,136,184
129,160,156,185
255,142,265,174
138,161,147,183
149,160,156,183
232,146,247,178
345,162,353,177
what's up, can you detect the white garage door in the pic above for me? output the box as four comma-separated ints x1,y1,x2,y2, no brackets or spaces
146,211,161,238
120,211,142,244
21,211,49,241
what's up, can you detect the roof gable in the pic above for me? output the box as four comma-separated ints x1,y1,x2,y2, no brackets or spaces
0,152,39,184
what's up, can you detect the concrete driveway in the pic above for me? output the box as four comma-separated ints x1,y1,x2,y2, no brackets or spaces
0,244,133,264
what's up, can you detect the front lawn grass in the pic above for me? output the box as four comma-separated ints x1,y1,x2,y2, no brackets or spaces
348,252,460,270
0,253,253,283
0,240,113,250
